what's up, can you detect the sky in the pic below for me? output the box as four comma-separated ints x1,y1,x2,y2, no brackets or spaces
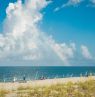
0,0,95,66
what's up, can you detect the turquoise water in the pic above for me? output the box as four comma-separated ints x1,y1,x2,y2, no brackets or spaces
0,66,95,82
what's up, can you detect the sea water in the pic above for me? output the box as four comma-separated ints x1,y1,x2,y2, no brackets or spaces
0,66,95,82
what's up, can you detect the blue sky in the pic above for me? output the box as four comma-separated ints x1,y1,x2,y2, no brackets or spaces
0,0,95,66
42,0,95,47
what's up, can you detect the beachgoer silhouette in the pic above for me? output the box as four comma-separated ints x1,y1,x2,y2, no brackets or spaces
23,75,26,81
13,77,16,82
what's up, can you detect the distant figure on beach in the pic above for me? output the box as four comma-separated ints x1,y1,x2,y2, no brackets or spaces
85,72,89,77
40,76,45,80
23,75,26,81
4,79,5,83
13,77,16,82
80,73,83,77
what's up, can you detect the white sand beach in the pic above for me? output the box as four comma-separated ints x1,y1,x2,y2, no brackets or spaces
0,76,95,90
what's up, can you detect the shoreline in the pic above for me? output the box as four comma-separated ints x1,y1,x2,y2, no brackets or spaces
0,76,95,90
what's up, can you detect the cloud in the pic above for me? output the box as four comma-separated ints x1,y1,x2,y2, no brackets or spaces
87,0,95,7
0,0,76,65
0,0,50,60
54,0,95,12
54,0,84,12
0,0,94,66
90,0,95,4
63,0,84,7
48,37,76,64
54,7,61,12
81,45,93,60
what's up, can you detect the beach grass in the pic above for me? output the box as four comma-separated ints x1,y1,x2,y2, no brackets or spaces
0,78,95,97
16,80,95,97
0,89,10,97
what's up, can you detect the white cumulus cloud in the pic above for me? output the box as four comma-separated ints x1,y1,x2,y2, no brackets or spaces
0,0,50,60
0,0,76,66
48,37,76,64
81,45,93,60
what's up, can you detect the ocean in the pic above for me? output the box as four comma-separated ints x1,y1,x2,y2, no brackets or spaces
0,66,95,82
